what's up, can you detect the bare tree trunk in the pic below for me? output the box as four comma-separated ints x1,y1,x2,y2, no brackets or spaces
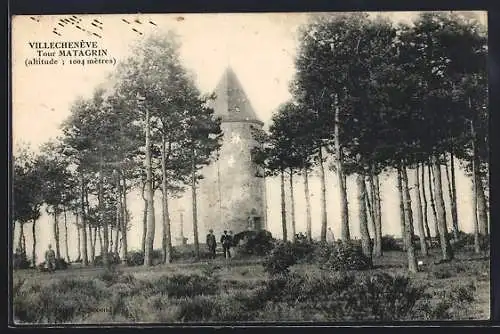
365,178,375,233
369,174,382,257
450,151,459,238
144,106,156,267
420,163,432,248
161,133,173,264
280,169,287,242
374,173,382,256
114,173,121,256
53,213,61,259
431,155,454,261
472,154,481,254
75,214,81,262
413,166,428,256
18,222,25,253
90,226,97,264
141,180,147,255
121,174,128,262
419,164,432,248
63,208,70,263
477,176,488,237
401,167,415,241
401,165,416,247
97,154,109,268
97,226,103,258
444,155,459,240
304,169,312,242
357,174,372,259
399,165,418,273
428,164,440,244
83,183,90,265
319,146,328,242
469,110,488,238
334,94,350,241
31,219,36,266
289,169,296,241
191,149,200,259
397,168,407,251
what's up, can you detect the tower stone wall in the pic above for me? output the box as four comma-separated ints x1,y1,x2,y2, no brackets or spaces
198,68,267,239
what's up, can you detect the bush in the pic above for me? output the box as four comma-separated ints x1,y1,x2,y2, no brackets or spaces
55,258,69,270
381,235,403,251
291,237,318,263
13,252,31,269
98,267,129,286
253,272,425,321
94,252,121,266
452,232,489,251
36,258,70,271
171,246,213,262
124,249,164,266
13,277,109,323
262,241,296,275
411,282,477,320
429,267,454,279
148,274,220,298
317,241,372,271
125,250,144,266
235,230,274,256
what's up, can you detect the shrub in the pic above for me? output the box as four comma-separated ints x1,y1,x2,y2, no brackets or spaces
149,274,219,298
449,283,475,304
98,267,128,286
171,246,213,262
125,250,144,266
429,267,454,279
235,230,274,256
252,271,424,321
262,241,296,275
13,277,109,324
452,232,489,251
94,252,121,266
318,241,372,271
36,258,70,271
176,295,218,322
124,249,163,266
291,237,318,263
381,235,403,251
55,258,69,270
13,252,30,269
411,282,477,320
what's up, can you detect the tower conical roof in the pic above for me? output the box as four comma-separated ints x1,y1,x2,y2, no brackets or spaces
211,67,263,124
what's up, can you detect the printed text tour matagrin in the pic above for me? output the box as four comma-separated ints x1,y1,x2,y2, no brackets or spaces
28,41,108,57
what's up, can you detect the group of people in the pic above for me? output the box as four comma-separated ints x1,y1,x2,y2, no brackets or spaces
206,229,233,259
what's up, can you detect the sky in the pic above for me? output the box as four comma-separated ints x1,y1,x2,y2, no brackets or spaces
11,12,488,262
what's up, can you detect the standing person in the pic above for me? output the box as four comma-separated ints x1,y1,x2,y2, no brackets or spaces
326,227,335,244
221,230,231,259
45,244,56,272
206,229,217,259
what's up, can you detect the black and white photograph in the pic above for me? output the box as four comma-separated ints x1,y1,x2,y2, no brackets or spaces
10,11,489,324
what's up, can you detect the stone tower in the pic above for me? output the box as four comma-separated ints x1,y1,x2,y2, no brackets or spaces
198,67,267,239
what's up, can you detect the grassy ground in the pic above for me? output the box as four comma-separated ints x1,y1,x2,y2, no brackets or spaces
12,247,490,324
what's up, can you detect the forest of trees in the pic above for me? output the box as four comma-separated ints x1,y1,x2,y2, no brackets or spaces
13,32,223,268
251,12,488,272
13,12,488,273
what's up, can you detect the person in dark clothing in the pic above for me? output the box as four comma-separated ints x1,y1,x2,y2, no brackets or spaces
206,229,217,259
45,244,56,272
221,230,232,259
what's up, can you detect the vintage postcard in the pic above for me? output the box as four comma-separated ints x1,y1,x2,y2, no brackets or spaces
11,11,489,325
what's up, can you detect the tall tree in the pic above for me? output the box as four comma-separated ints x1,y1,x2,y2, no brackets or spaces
413,166,428,256
13,145,43,265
